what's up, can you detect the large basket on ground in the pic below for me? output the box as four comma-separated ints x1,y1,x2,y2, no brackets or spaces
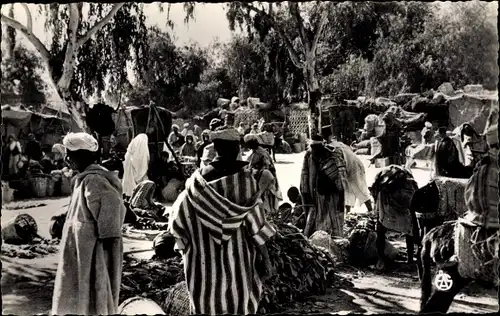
2,213,38,244
46,177,55,197
163,281,190,316
30,175,48,198
61,176,72,196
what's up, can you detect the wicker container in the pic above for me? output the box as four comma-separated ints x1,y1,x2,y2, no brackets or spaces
31,176,48,198
2,213,38,245
61,176,72,196
163,281,190,316
293,143,302,153
118,297,166,315
46,177,55,197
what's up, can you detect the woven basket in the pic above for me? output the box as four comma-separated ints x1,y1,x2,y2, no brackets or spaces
31,176,48,198
61,176,72,196
2,213,38,245
46,177,55,197
163,281,190,316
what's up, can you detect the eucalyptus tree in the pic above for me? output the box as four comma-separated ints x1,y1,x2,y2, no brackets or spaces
1,3,150,129
224,1,332,131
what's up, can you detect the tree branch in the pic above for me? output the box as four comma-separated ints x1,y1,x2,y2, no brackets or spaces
76,3,126,48
57,3,80,92
19,3,33,33
0,13,53,75
310,8,329,56
289,2,309,54
239,1,304,69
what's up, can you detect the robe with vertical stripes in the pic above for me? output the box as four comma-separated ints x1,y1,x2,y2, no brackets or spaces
167,168,276,315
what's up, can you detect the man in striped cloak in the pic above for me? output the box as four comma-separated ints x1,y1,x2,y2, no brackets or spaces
301,135,348,238
167,127,275,315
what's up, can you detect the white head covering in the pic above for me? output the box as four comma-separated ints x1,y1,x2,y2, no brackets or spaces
63,132,98,152
231,96,240,104
122,134,150,196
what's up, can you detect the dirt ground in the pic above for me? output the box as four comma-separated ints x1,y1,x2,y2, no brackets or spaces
2,153,498,314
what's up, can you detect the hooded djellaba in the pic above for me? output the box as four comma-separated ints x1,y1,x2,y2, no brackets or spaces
167,127,275,315
52,132,126,315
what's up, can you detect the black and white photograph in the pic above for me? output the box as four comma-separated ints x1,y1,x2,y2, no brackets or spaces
1,1,499,315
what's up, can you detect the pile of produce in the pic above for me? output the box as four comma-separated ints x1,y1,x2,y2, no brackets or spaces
258,223,352,314
1,237,60,259
344,211,377,236
129,217,169,230
119,222,352,314
120,255,184,307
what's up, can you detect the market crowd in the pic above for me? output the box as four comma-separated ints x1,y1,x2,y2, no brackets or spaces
27,96,497,315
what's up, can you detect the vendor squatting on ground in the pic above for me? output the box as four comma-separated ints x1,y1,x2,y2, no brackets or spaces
15,109,495,314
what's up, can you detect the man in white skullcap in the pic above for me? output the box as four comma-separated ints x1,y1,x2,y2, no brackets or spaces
167,126,275,315
52,132,126,315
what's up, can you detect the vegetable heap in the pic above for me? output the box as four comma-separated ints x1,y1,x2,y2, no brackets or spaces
120,255,185,307
258,223,351,313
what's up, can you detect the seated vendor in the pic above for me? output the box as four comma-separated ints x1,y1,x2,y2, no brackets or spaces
149,151,182,189
180,133,197,158
40,151,55,174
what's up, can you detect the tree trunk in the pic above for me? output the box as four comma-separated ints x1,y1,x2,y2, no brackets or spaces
304,58,322,137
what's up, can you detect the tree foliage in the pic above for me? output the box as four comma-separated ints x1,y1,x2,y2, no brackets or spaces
1,3,152,128
126,27,209,113
1,45,46,107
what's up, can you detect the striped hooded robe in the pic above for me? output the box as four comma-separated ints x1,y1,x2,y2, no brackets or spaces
167,168,276,315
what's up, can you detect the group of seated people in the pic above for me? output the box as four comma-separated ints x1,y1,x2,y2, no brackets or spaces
167,117,280,166
2,133,68,180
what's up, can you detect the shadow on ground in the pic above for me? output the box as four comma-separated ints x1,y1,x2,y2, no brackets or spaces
1,256,57,315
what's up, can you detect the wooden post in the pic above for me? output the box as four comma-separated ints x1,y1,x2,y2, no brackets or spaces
328,106,335,138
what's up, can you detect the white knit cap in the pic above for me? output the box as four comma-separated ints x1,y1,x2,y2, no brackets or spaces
63,132,99,152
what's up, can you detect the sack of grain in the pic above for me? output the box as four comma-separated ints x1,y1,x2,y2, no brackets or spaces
255,102,272,110
217,98,231,109
162,179,183,202
247,97,261,109
2,181,14,204
309,231,346,262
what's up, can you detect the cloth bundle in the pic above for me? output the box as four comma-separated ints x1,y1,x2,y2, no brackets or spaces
433,177,469,220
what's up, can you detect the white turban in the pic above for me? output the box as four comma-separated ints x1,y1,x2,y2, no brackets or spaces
210,128,241,142
63,132,98,152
